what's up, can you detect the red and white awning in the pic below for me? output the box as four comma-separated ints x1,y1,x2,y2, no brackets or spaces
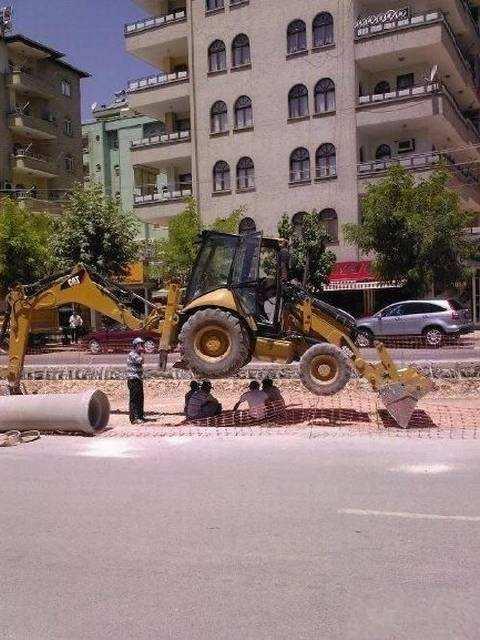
324,261,402,292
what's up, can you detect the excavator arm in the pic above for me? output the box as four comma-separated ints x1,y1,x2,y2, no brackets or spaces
3,265,181,394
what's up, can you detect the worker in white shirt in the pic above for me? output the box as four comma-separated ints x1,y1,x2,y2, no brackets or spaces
233,380,268,420
69,309,83,344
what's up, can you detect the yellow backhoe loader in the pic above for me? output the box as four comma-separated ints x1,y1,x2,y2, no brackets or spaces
1,230,433,427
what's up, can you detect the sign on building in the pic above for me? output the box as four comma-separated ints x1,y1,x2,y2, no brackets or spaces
355,7,410,30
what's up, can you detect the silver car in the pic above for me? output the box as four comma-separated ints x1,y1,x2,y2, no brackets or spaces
356,299,473,348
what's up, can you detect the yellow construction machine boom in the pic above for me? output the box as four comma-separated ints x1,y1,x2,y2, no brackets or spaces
1,265,181,394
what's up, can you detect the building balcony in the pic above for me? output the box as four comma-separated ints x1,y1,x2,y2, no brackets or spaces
11,152,58,178
125,8,187,67
357,81,480,148
7,68,56,99
357,151,480,208
8,111,57,141
131,130,191,165
1,188,69,215
355,11,478,109
355,1,480,46
127,71,190,118
133,184,193,225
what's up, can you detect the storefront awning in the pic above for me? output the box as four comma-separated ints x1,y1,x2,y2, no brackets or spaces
324,261,402,292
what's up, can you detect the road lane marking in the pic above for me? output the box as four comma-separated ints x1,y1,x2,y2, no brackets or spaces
390,464,458,474
339,509,480,522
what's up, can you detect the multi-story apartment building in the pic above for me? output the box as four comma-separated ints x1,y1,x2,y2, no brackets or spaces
0,32,88,214
82,92,164,240
124,0,480,317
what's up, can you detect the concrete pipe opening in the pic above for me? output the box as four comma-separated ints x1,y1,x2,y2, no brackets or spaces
87,390,111,432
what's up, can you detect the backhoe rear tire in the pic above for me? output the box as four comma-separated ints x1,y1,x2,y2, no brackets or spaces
300,343,351,396
179,308,251,378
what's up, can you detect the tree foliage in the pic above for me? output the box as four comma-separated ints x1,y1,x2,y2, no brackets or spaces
277,210,336,291
54,183,140,278
344,166,474,297
153,197,244,283
0,197,55,294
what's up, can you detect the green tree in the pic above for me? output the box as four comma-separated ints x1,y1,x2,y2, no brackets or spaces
0,197,55,294
153,197,244,283
54,183,140,278
344,166,474,297
277,210,336,291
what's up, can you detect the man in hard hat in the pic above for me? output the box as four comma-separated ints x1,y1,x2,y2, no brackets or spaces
127,337,146,424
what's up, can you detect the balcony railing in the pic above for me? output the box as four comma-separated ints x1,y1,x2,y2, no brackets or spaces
125,8,186,34
358,81,480,139
131,130,191,149
289,169,311,184
8,67,56,96
358,151,479,184
127,70,189,93
12,149,52,165
0,188,70,202
316,165,337,179
134,184,192,205
355,10,475,80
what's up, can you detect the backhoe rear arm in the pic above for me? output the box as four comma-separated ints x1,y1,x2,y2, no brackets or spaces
5,266,170,393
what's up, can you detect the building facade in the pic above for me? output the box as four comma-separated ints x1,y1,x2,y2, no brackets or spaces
82,93,164,240
124,0,480,316
0,33,88,215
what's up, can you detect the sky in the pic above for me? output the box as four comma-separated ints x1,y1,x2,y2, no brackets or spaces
10,0,157,121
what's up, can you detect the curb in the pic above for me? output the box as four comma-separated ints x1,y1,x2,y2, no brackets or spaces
12,360,480,381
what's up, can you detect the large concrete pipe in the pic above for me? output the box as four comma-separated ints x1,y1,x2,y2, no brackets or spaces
0,390,110,435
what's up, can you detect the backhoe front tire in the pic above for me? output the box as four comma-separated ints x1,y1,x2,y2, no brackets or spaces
300,343,351,396
179,309,251,378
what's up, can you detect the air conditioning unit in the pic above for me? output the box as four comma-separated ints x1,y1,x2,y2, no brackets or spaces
397,138,416,154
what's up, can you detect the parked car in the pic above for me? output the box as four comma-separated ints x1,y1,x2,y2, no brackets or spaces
83,326,160,354
356,299,473,348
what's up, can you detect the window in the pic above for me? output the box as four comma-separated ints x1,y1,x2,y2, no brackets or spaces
374,81,390,95
316,143,336,178
64,117,73,136
114,165,120,176
290,147,310,183
61,79,72,97
313,12,334,47
314,78,335,113
211,100,228,132
206,0,224,10
237,157,255,189
107,131,119,150
234,95,253,129
208,40,227,72
232,34,250,67
96,163,101,172
65,154,74,173
213,160,231,192
375,144,392,160
292,211,306,237
401,302,446,315
288,84,309,118
320,208,338,243
239,217,256,233
397,73,414,91
287,20,307,54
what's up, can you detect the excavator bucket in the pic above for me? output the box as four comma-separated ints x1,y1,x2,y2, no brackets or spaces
378,372,435,428
368,342,435,428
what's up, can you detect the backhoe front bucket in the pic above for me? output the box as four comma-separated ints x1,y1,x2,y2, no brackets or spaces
378,374,434,428
370,343,435,428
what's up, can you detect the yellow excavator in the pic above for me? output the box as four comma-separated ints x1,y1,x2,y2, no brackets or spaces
1,230,433,427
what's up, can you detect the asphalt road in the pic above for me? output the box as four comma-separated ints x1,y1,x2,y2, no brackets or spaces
1,342,480,367
1,434,480,639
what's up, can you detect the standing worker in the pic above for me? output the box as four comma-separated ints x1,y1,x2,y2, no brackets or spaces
127,337,146,424
69,308,83,344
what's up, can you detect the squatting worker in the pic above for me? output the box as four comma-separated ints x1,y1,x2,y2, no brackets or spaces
233,380,268,421
127,337,146,424
262,378,286,409
184,381,199,415
187,381,222,419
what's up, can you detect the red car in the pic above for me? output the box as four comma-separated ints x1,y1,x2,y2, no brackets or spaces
83,326,160,354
